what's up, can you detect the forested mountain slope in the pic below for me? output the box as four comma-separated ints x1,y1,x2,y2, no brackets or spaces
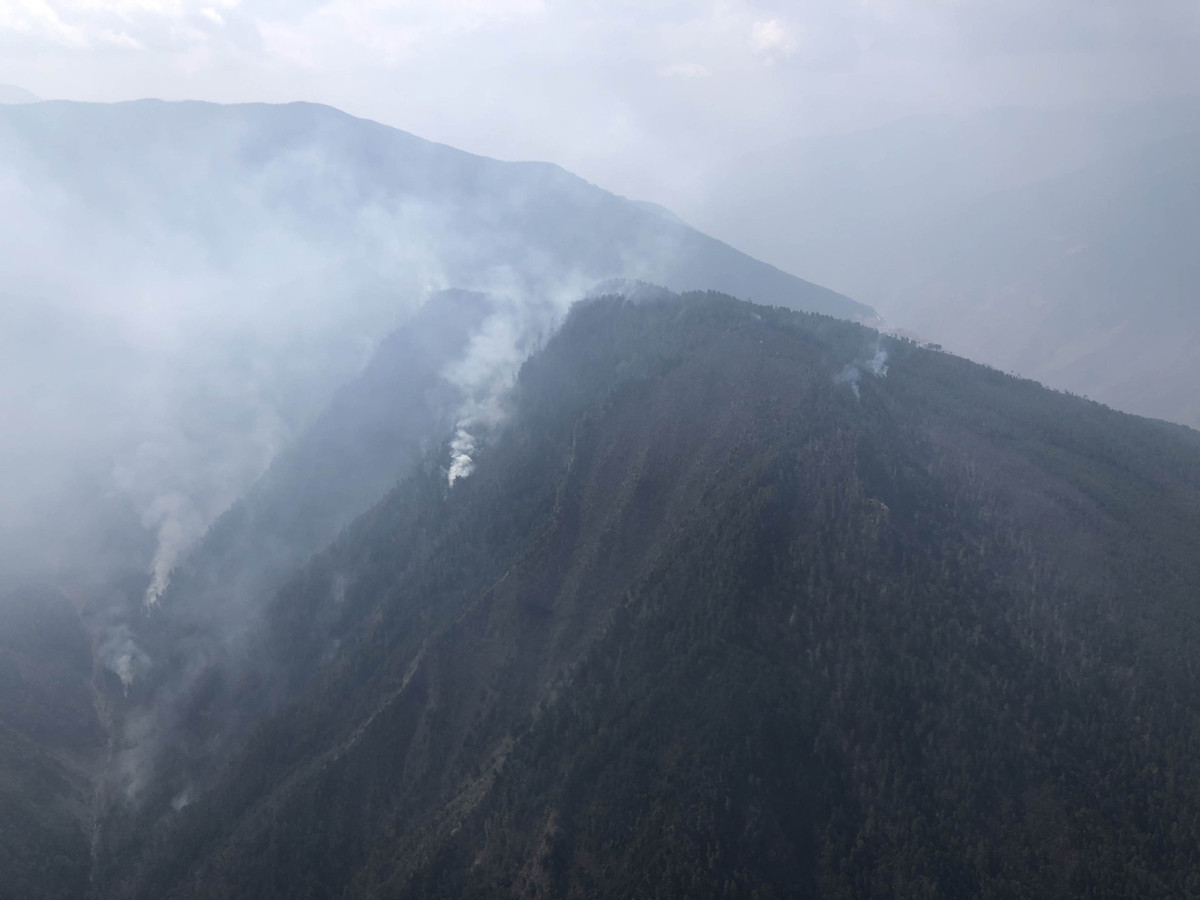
157,288,495,631
96,291,1200,898
92,290,496,831
0,288,499,900
0,588,106,900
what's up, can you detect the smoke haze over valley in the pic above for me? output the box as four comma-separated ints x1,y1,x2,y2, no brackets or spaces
0,98,861,594
1,3,1199,898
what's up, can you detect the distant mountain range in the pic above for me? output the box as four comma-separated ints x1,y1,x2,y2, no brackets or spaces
688,100,1200,428
0,84,38,104
0,99,865,319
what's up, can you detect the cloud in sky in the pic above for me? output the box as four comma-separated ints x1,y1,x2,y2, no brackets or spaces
1,1,1197,208
749,18,796,59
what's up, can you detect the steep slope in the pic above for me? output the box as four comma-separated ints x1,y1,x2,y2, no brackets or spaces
159,288,495,629
97,292,1200,898
88,290,497,827
0,588,106,900
0,288,491,900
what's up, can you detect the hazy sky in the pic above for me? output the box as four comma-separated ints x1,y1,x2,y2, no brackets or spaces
2,0,1199,211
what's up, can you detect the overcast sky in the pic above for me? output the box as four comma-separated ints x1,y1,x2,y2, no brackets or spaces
2,0,1199,207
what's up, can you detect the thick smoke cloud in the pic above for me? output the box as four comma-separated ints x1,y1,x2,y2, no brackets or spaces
0,96,732,629
0,105,467,601
446,428,476,487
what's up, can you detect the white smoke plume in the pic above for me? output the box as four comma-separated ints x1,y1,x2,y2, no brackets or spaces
447,428,477,486
834,363,863,399
867,339,890,377
98,622,151,694
171,787,194,812
139,492,206,607
835,337,890,400
441,271,589,487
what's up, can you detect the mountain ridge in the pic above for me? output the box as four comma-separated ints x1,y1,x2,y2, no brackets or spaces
92,291,1200,898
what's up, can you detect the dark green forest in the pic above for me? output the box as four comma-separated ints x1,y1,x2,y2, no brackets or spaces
85,292,1200,898
0,587,105,900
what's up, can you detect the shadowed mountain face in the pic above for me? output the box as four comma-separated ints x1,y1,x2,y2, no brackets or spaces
92,290,496,813
689,101,1200,428
93,292,1200,899
0,588,106,900
159,289,495,629
0,289,500,900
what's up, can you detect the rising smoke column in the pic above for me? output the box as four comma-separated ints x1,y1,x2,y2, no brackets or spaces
97,621,150,694
835,337,890,399
447,428,476,486
441,308,523,488
140,491,205,607
867,339,889,377
440,273,586,487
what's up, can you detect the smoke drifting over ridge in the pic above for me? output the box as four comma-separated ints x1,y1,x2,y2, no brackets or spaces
1,98,863,622
0,104,568,597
